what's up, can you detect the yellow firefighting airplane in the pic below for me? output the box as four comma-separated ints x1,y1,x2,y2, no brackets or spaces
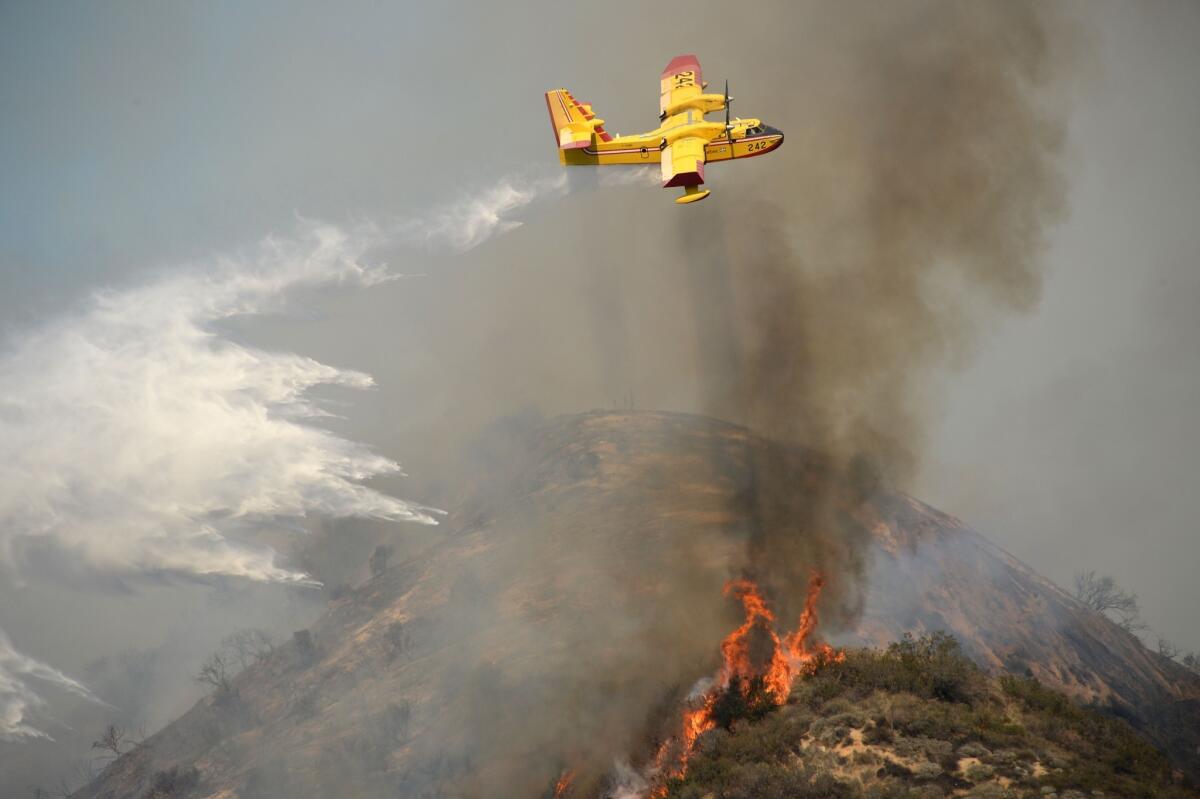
546,54,783,205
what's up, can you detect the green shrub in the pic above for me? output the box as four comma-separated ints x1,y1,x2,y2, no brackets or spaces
810,632,984,707
710,706,811,765
862,721,894,744
666,639,1191,799
669,760,854,799
1000,675,1191,797
709,675,779,729
792,672,848,708
911,760,942,780
999,675,1078,720
143,765,200,798
964,762,995,781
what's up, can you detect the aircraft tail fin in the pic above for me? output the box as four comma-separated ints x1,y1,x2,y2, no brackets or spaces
545,89,613,151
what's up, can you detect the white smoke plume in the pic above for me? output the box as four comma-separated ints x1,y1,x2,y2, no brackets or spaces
401,172,570,253
605,760,650,799
0,171,621,755
0,222,439,586
598,165,661,188
0,627,96,741
397,167,659,254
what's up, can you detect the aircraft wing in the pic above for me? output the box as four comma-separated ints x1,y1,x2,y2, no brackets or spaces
661,135,706,188
659,54,703,119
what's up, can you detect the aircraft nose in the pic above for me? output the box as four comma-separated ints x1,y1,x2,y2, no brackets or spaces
763,124,784,143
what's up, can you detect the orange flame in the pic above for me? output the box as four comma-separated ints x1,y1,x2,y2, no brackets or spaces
782,572,846,675
649,572,840,794
720,579,794,702
553,768,575,798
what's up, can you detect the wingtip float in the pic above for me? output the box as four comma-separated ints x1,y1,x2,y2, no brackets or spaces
545,54,783,205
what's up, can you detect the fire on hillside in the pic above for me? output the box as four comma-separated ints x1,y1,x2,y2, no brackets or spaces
555,571,842,798
648,572,843,795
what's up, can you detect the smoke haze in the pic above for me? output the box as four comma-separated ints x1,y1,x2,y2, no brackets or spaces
328,2,1078,629
177,3,1078,794
5,0,1199,796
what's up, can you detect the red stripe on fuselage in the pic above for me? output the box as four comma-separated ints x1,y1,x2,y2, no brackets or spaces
582,134,781,157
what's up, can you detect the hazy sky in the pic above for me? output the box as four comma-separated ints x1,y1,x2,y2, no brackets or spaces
914,2,1200,653
0,0,1197,790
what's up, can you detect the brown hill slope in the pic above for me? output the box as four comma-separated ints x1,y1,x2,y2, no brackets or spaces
75,411,1200,798
843,493,1200,780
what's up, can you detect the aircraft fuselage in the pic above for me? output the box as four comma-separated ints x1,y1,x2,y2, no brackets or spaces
559,119,784,167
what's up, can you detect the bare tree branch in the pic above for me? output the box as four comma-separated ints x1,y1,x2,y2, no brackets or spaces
1157,637,1181,660
220,629,274,671
91,723,127,762
1072,570,1145,632
195,651,233,697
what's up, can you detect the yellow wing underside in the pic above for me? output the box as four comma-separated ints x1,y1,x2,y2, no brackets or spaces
658,56,708,188
659,60,702,119
661,136,706,188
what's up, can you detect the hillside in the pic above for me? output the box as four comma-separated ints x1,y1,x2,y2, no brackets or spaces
837,492,1200,779
73,411,1200,798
